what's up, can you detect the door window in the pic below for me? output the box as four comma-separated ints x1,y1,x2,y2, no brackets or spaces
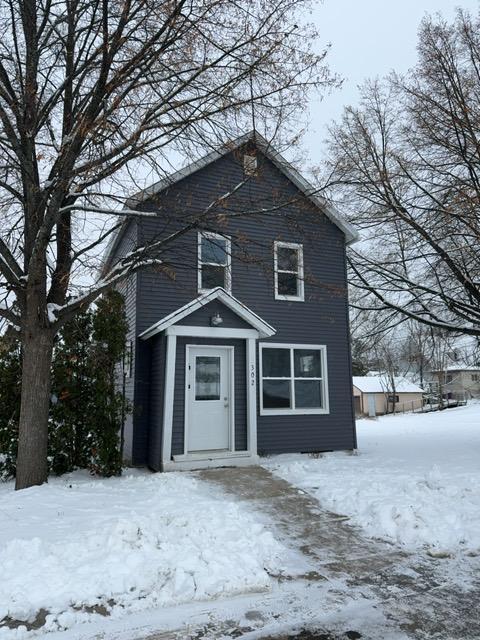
195,356,221,400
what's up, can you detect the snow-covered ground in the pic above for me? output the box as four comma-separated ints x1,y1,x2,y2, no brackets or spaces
0,470,292,638
265,403,480,556
2,405,480,640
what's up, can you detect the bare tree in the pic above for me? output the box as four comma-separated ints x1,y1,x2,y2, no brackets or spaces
400,321,436,388
324,10,480,338
0,0,337,489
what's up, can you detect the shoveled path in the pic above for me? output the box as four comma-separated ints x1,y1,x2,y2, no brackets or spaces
194,465,480,640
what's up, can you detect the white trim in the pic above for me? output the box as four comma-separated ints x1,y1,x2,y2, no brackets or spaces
160,330,259,471
274,241,304,302
184,344,235,455
161,334,177,466
174,451,252,462
139,287,275,340
166,325,259,339
247,337,258,455
259,342,329,416
198,231,232,294
164,453,259,472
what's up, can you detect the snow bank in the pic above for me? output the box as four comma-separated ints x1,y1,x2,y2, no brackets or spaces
264,404,480,556
0,471,285,637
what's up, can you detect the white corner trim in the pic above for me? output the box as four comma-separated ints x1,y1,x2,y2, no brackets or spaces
247,337,258,455
161,334,177,466
139,287,275,340
258,342,330,416
274,241,305,302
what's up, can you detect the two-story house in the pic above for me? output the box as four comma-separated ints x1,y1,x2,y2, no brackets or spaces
429,366,480,400
102,132,359,471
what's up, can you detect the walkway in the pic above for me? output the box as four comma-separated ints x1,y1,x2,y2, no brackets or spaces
197,466,480,639
143,466,480,639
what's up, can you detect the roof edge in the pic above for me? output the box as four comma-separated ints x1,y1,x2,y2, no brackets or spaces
102,130,359,274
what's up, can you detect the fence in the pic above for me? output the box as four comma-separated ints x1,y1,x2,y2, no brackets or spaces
390,393,468,415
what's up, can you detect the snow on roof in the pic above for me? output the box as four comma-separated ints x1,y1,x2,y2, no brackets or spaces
432,365,480,373
353,376,424,394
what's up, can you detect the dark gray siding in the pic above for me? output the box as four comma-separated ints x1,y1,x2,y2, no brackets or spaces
171,337,247,457
178,299,252,329
148,335,166,470
116,145,355,461
110,220,138,463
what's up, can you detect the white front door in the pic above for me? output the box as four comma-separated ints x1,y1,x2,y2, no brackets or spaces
187,346,233,453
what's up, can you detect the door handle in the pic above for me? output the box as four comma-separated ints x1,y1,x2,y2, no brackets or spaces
224,402,229,408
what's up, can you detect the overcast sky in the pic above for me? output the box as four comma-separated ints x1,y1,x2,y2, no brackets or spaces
306,0,479,162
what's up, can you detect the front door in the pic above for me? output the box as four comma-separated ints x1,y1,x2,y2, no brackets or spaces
187,346,232,453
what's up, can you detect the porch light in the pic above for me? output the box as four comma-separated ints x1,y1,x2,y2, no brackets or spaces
210,312,223,326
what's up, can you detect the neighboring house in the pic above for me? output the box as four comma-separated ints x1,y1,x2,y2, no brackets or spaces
353,376,424,417
429,367,480,399
103,131,358,471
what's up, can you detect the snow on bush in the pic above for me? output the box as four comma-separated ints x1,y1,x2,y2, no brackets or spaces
0,471,286,636
264,404,480,556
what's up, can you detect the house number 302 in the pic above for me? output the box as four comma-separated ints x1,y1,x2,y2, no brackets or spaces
250,364,255,386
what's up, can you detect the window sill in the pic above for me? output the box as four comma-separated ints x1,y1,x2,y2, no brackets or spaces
274,294,304,302
260,408,330,416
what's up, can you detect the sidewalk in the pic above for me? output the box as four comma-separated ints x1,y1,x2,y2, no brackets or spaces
195,466,480,639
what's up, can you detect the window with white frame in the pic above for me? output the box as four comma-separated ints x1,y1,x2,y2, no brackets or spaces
123,340,133,378
198,232,231,293
259,344,328,414
274,241,304,301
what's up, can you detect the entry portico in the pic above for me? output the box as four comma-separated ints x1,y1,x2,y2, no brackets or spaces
139,287,276,471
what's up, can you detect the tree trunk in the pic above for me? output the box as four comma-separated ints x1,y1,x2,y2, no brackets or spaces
15,326,54,490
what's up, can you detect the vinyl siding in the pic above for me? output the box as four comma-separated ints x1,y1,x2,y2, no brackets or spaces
110,220,138,463
148,334,166,469
117,145,355,461
177,299,252,329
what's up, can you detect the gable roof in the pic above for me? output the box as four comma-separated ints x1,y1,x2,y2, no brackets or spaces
353,375,424,394
102,131,358,273
139,287,276,340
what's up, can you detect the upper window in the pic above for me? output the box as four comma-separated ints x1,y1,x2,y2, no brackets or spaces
259,344,329,415
274,241,304,301
198,232,231,293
